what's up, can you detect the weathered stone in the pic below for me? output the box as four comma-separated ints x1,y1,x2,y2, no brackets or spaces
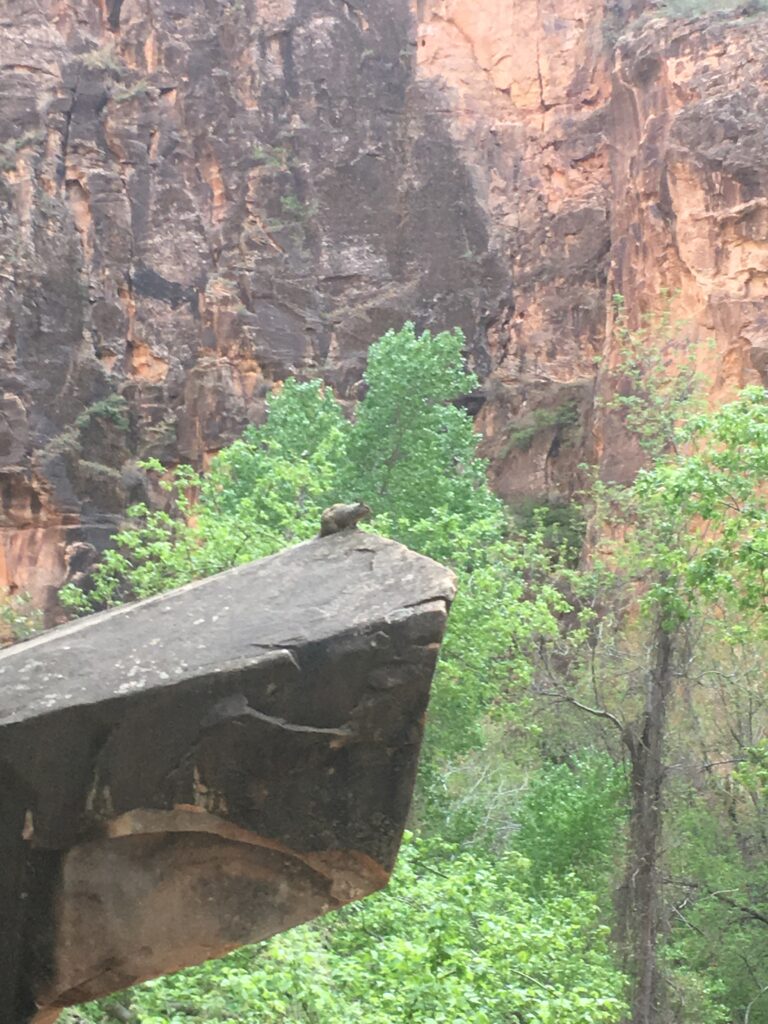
0,531,455,1023
3,0,768,607
0,0,511,613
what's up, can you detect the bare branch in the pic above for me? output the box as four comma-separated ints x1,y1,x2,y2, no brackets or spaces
745,983,768,1024
665,757,745,773
664,876,768,928
537,690,625,735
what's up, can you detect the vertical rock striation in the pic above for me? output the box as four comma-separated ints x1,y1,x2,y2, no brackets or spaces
608,10,768,393
415,0,614,501
1,0,767,609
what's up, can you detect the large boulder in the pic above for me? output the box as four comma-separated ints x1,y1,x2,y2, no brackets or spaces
0,531,455,1023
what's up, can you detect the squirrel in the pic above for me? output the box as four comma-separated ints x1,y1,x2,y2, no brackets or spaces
319,502,372,537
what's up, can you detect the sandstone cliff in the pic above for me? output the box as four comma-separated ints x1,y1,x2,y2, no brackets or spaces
0,0,766,610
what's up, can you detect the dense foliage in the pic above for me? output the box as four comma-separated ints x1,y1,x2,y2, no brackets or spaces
61,316,768,1024
62,324,563,758
73,836,625,1024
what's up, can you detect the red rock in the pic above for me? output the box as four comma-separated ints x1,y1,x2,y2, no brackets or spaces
0,0,765,607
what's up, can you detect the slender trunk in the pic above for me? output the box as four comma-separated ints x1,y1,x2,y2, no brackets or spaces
620,625,674,1024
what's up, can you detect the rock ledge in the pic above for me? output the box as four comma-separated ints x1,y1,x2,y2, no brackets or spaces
0,531,455,1023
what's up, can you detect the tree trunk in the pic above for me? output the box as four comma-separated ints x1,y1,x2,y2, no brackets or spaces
620,624,675,1024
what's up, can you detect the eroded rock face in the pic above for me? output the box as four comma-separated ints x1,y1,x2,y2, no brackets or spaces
0,530,455,1021
607,11,768,392
0,0,510,612
413,1,768,492
414,0,614,502
1,0,767,607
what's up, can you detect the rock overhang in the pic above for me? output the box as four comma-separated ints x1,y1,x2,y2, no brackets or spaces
0,531,455,1023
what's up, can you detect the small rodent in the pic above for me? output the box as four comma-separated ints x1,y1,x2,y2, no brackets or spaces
319,502,372,537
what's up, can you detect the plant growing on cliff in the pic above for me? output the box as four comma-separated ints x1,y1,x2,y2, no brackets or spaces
503,401,580,456
0,592,43,646
0,129,46,172
74,395,130,432
252,142,290,169
80,43,123,72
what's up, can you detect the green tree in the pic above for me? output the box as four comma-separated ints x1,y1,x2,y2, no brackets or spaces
635,385,768,620
67,835,627,1024
513,751,627,892
533,298,768,1023
341,322,504,565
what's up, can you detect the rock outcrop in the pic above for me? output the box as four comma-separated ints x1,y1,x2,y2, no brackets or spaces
608,9,768,395
1,0,767,608
0,529,455,1022
416,0,614,501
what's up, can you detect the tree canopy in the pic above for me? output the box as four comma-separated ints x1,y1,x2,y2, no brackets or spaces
61,316,768,1024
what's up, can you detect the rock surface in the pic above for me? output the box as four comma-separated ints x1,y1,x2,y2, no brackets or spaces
1,0,767,607
607,10,768,396
0,530,455,1022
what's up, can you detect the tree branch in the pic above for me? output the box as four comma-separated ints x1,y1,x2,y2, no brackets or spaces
664,876,768,928
538,690,625,735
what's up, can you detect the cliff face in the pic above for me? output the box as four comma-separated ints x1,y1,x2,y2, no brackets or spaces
415,0,768,491
609,11,768,386
415,0,614,500
0,0,766,610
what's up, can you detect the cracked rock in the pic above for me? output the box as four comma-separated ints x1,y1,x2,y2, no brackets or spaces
0,530,455,1023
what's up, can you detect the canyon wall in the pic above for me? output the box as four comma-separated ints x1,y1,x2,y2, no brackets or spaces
0,0,766,612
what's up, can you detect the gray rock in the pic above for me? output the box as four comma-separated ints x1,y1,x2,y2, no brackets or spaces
0,531,455,1022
